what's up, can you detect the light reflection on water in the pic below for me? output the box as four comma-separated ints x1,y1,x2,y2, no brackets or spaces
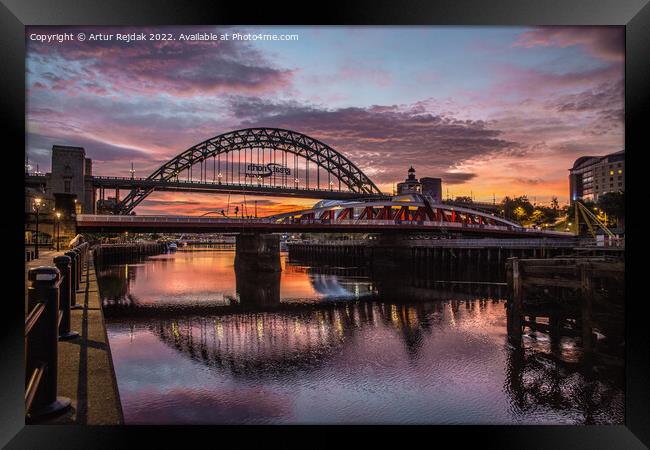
99,250,624,425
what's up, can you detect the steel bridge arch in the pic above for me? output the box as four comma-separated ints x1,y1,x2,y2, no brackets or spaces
116,128,383,214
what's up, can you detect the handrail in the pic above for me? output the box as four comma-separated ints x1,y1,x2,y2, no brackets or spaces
25,363,46,415
25,303,46,337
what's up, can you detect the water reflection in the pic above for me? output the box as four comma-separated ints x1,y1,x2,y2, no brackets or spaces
99,250,623,424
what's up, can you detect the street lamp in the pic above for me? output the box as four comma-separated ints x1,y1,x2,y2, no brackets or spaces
33,197,42,258
55,211,61,251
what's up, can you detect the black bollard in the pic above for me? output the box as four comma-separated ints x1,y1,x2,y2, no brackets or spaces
64,251,81,309
26,266,71,420
53,255,79,340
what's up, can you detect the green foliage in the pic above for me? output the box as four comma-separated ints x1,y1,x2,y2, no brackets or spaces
500,196,534,221
530,209,547,225
454,196,473,204
597,191,624,221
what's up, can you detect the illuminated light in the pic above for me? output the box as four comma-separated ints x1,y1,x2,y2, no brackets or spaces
334,312,343,337
391,304,399,323
256,317,264,339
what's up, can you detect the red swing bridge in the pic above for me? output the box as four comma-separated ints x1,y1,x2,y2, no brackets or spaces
76,193,570,238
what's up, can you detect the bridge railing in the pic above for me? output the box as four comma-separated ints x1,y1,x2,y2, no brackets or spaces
92,176,366,193
76,214,574,236
77,214,275,224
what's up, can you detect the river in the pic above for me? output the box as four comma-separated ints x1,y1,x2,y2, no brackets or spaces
97,249,624,425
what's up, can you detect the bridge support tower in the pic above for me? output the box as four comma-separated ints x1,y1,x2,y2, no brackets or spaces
234,233,281,273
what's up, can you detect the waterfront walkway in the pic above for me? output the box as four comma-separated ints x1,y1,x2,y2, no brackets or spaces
25,250,123,424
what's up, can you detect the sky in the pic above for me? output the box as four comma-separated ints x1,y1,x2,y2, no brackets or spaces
25,26,624,216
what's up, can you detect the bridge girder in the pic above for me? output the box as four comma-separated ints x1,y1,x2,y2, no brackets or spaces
116,128,383,214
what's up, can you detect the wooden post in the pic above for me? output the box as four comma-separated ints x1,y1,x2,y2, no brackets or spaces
507,257,522,340
580,262,594,353
510,258,523,339
512,258,523,309
549,313,561,354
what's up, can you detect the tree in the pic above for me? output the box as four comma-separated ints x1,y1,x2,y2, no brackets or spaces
500,196,534,221
513,206,526,221
597,191,624,226
530,209,547,225
454,196,473,204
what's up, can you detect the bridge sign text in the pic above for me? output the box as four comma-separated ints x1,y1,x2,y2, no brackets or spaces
245,163,290,178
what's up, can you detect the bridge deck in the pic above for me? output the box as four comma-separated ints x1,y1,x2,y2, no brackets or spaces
76,215,574,238
91,176,387,200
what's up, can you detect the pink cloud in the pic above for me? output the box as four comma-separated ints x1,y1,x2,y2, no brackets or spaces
514,26,624,62
27,26,293,97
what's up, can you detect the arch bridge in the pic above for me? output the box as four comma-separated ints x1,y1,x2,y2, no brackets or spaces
109,128,384,214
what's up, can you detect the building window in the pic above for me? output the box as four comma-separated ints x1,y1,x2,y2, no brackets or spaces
609,170,614,175
64,180,71,193
618,169,622,174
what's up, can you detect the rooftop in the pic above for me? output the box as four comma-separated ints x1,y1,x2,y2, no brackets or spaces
571,149,624,170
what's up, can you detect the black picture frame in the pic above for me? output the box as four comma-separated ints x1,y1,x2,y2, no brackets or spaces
2,1,648,448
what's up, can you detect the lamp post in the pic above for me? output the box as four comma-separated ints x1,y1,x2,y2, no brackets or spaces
33,197,42,258
55,211,61,251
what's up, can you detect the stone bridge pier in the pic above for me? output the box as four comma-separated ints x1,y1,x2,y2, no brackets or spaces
369,233,412,273
234,233,281,273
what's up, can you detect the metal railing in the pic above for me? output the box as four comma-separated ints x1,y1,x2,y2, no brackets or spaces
91,176,366,193
24,242,88,421
76,214,574,236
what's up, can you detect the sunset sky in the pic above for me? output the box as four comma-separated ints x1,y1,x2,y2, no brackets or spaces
25,26,624,216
